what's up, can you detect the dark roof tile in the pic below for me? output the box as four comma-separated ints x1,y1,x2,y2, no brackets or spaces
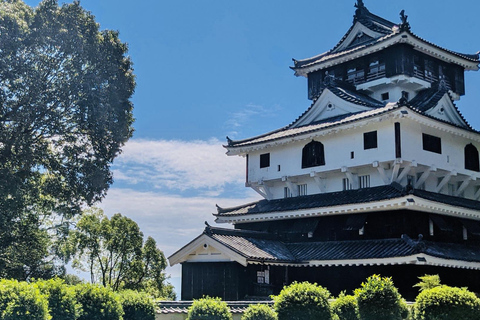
216,184,405,217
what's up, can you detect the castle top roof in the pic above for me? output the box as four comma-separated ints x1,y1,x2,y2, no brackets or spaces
291,2,479,76
225,83,477,152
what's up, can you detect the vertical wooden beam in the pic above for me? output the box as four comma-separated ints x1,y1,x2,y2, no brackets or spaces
395,122,402,158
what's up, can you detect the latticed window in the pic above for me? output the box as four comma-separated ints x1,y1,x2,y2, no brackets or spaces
358,175,370,188
302,141,325,168
465,143,480,172
297,184,307,196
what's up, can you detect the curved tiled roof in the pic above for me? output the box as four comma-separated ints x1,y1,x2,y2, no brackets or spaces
292,4,479,73
215,184,480,218
201,227,480,264
215,184,405,217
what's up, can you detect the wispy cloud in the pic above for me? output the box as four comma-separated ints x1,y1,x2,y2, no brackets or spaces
224,103,283,139
99,137,263,280
112,138,246,196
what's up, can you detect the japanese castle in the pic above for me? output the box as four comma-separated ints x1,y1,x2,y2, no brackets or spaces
169,1,480,301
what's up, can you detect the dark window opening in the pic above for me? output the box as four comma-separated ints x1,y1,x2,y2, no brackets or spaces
422,133,442,154
351,151,354,159
260,153,270,168
381,92,389,100
465,143,480,172
363,131,378,150
302,141,325,168
402,91,409,100
395,122,401,158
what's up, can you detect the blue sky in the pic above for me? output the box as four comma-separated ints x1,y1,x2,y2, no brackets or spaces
24,0,480,296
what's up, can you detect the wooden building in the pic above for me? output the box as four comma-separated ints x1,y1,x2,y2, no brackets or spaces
169,1,480,301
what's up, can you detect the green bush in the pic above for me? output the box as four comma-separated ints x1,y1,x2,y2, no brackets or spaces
35,278,81,320
241,304,277,320
413,275,441,293
186,297,232,320
354,275,407,320
413,285,480,320
331,292,358,320
273,281,332,320
118,290,155,320
0,279,50,320
75,283,124,320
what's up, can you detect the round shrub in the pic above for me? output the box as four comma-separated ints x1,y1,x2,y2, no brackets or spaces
0,279,50,320
273,281,332,320
241,304,277,320
354,275,407,320
413,285,480,320
75,283,123,320
186,297,232,320
35,278,81,320
331,292,358,320
118,290,155,320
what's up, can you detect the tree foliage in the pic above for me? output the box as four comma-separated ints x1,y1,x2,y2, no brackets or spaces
413,274,441,293
0,0,135,278
69,208,174,298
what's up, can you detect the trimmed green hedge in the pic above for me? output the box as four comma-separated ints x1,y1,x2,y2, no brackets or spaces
241,304,277,320
413,285,480,320
186,297,232,320
331,292,358,320
35,278,81,320
75,283,124,320
118,290,155,320
273,281,332,320
0,279,50,320
354,275,408,320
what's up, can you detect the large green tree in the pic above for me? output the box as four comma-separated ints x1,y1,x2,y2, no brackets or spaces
0,0,135,278
69,209,175,299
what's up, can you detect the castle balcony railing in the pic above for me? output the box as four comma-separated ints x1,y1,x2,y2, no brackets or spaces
366,63,386,81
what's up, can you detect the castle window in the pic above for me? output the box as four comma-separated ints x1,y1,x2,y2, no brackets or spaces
343,178,352,191
358,175,370,188
381,92,389,101
363,131,377,150
302,141,325,168
422,133,442,154
260,153,270,168
297,184,308,196
284,187,292,198
465,143,480,172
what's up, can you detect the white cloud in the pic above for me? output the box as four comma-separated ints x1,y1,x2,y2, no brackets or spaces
99,188,261,278
113,138,245,196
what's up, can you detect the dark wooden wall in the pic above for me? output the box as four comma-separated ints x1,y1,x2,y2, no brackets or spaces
181,262,247,301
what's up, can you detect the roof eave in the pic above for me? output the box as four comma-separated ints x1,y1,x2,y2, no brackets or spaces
292,31,479,77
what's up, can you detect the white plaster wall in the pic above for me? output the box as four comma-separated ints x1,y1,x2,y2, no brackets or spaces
246,116,480,200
